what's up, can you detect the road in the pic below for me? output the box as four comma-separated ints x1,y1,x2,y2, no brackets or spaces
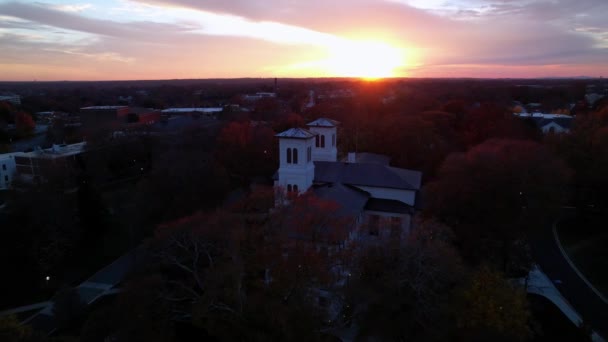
529,217,608,339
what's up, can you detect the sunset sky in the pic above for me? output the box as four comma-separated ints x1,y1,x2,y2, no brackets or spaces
1,0,607,80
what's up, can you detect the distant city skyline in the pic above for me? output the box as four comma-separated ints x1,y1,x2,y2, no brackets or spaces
1,0,607,81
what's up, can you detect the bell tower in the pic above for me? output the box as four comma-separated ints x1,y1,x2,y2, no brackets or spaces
275,128,316,194
307,118,339,162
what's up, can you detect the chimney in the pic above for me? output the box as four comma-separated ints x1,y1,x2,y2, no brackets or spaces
347,152,356,163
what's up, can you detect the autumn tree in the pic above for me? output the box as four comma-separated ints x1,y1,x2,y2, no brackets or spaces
0,315,34,342
345,218,464,341
424,139,570,271
15,111,35,137
454,266,531,341
215,121,277,185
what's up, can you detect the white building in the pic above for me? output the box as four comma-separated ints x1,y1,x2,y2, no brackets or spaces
0,142,86,188
0,153,17,190
274,118,422,242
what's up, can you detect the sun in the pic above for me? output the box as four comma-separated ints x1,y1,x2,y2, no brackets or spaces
322,40,406,79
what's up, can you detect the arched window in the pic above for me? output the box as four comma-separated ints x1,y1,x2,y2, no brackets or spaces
287,148,292,164
287,184,292,192
293,184,299,192
332,134,336,147
293,148,298,164
315,135,320,147
320,135,325,148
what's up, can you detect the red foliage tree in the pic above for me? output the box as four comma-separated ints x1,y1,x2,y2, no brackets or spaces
15,111,35,136
425,139,570,269
215,121,277,184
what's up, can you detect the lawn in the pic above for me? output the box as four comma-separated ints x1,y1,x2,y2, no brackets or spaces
556,217,608,298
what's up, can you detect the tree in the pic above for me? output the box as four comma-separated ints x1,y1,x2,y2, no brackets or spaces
345,218,464,341
455,266,531,341
215,121,277,185
0,315,33,342
15,111,35,137
424,139,570,270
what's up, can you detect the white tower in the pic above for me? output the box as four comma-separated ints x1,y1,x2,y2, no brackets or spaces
307,118,339,162
275,128,316,194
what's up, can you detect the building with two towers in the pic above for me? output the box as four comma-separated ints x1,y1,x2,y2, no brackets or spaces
274,118,422,240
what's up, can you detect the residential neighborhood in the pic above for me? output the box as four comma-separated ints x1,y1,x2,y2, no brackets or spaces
0,77,607,342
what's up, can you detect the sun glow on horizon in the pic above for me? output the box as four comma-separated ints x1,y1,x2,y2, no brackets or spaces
323,40,407,79
277,39,409,79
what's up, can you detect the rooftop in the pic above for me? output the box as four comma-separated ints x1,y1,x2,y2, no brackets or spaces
313,183,369,217
275,127,316,139
161,107,223,113
307,118,340,127
314,161,422,190
81,106,128,110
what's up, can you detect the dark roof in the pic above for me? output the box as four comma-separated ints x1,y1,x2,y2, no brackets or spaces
364,198,413,214
314,161,422,190
307,118,340,127
275,127,316,139
313,183,369,217
342,152,390,165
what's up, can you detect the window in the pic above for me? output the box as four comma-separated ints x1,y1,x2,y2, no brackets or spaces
293,184,298,192
315,135,320,147
4,175,8,182
293,148,298,164
307,146,312,162
369,215,380,236
320,135,325,148
287,184,292,192
332,134,336,147
2,164,5,171
287,148,292,164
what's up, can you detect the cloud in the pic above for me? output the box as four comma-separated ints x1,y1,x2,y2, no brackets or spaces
53,3,93,13
0,0,607,79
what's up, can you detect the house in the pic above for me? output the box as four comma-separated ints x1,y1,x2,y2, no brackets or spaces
514,112,573,134
274,118,422,242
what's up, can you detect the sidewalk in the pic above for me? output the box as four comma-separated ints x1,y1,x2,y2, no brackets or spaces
522,265,605,342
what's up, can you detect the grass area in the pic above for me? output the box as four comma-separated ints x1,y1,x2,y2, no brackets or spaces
557,217,608,298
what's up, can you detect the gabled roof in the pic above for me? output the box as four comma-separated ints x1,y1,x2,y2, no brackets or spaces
307,118,340,127
313,183,369,217
314,161,422,190
538,117,573,130
275,127,316,139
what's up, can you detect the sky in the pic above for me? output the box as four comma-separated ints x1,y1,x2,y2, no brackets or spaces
0,0,607,80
